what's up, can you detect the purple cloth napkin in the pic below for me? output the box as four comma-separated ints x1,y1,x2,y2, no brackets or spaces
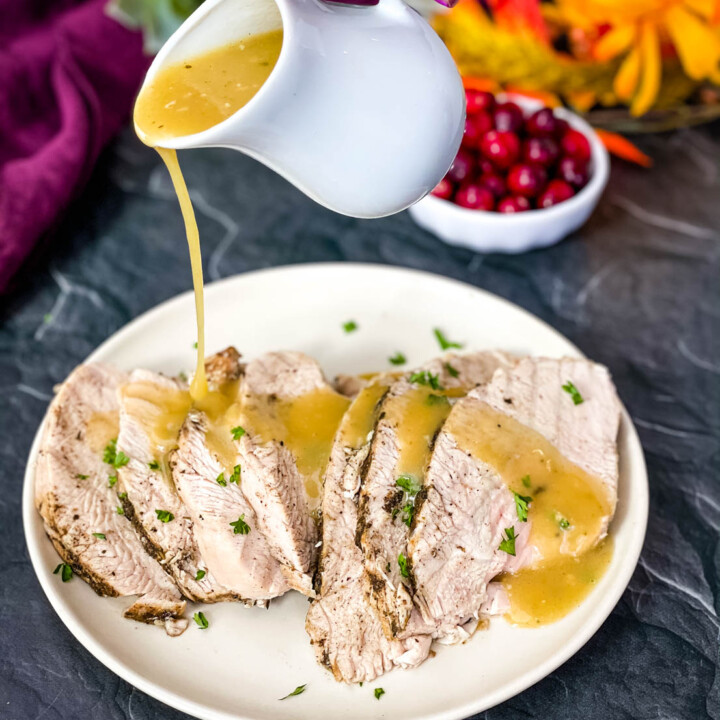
0,0,149,294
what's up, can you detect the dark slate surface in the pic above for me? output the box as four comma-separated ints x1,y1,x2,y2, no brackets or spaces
1,124,718,720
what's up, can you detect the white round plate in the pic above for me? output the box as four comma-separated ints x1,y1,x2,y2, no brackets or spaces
24,263,648,720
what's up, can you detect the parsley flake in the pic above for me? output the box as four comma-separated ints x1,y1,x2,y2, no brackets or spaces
92,532,106,540
408,370,443,390
148,460,160,470
108,475,117,488
113,451,129,468
396,475,422,495
231,426,246,440
193,341,198,349
229,465,241,484
434,328,463,351
193,611,209,629
216,472,227,487
374,688,385,700
178,371,188,383
426,393,449,407
388,352,407,366
521,475,532,488
556,514,571,530
444,362,459,378
75,474,89,480
562,380,584,405
279,684,307,700
401,502,415,528
513,492,532,522
116,505,124,515
195,569,206,581
102,438,118,465
118,492,128,500
230,514,250,534
498,527,517,556
398,553,410,578
155,509,174,523
342,320,358,333
53,563,73,582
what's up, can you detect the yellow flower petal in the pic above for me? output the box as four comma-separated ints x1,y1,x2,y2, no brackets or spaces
594,24,637,61
631,22,661,116
665,5,720,80
614,45,642,100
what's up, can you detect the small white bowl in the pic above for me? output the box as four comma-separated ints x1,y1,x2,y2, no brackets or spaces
408,96,609,254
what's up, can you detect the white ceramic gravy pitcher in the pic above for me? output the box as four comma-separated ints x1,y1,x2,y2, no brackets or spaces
137,0,466,218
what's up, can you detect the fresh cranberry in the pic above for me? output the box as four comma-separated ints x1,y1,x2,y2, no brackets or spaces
507,164,547,198
478,172,506,199
537,179,575,208
555,118,570,137
557,155,589,188
465,89,495,115
455,183,495,211
478,157,496,175
526,108,558,138
463,111,493,148
447,148,475,184
560,129,592,162
431,177,455,201
523,137,559,168
479,130,521,170
493,102,524,133
497,195,531,213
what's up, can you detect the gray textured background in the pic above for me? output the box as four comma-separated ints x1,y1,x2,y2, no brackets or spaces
1,124,718,719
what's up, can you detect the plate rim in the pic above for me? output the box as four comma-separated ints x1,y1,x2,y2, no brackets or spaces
22,261,649,720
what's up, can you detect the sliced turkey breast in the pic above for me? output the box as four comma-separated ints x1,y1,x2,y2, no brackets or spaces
35,364,187,635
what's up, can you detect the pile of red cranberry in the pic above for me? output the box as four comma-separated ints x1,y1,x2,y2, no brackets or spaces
433,92,593,213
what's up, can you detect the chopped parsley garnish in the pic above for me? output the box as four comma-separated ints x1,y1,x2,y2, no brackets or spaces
113,451,129,468
401,502,415,528
193,611,209,629
53,563,73,582
148,460,160,470
342,320,358,333
513,492,532,522
195,569,206,581
231,425,246,440
155,509,174,523
426,393,449,407
498,527,517,556
408,370,443,390
230,514,250,535
279,684,307,700
396,475,422,495
118,492,128,500
102,438,118,465
193,341,198,349
434,328,463,351
216,472,227,487
374,688,385,700
229,465,241,484
116,505,124,515
388,352,407,366
562,380,584,405
178,371,188,383
92,533,106,540
521,474,531,488
557,514,571,530
398,553,410,578
444,362,459,378
75,474,88,480
108,475,117,488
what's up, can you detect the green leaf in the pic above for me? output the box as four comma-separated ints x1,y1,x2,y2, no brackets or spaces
155,509,174,523
103,438,118,465
75,474,89,480
148,460,160,470
108,475,118,488
342,320,358,333
426,393,449,407
118,492,128,500
498,527,517,556
398,553,410,578
230,514,250,535
193,611,209,629
408,371,443,390
374,688,385,700
388,352,407,366
401,502,415,528
231,426,246,440
434,328,463,351
396,475,421,496
556,513,571,530
216,472,227,487
116,505,125,515
562,380,584,406
113,450,130,468
92,533,106,540
195,569,206,581
513,492,532,522
279,684,307,700
521,474,531,488
229,465,241,484
444,362,459,378
193,341,198,349
53,563,73,582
